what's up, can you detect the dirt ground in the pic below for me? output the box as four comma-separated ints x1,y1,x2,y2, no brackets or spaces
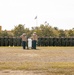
0,47,74,75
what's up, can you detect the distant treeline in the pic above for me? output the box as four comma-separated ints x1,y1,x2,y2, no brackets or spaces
0,24,74,37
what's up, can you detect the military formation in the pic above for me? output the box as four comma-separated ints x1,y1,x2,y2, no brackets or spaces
0,34,74,47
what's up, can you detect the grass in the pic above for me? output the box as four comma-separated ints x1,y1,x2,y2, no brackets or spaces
0,62,74,70
0,47,74,75
0,62,74,75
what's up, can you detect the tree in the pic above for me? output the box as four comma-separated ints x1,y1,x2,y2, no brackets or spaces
59,30,66,37
39,24,58,37
68,30,74,37
13,24,25,36
0,30,9,37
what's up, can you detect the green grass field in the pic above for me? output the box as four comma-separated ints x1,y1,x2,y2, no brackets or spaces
0,47,74,75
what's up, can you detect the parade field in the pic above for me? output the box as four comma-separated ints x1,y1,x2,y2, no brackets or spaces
0,47,74,75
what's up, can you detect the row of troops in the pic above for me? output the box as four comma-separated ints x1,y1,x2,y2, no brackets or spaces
20,32,38,49
0,36,22,46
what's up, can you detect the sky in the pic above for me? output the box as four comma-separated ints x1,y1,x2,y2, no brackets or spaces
0,0,74,30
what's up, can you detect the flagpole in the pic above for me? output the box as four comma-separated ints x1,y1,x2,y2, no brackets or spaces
35,16,38,26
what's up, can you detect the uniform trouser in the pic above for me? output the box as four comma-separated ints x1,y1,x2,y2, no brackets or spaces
32,40,36,49
26,41,28,49
22,41,26,49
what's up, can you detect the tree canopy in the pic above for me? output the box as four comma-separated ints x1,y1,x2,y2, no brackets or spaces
0,24,74,37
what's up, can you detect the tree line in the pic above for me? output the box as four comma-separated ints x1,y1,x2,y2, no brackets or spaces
0,24,74,37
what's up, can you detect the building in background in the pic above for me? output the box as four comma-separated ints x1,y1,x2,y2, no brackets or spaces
0,26,2,32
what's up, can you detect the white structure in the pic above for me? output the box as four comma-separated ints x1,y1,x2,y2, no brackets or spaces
28,38,32,49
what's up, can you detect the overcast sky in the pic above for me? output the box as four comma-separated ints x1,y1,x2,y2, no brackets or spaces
0,0,74,30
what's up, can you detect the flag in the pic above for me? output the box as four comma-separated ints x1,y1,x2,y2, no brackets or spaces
45,21,47,23
34,16,37,19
